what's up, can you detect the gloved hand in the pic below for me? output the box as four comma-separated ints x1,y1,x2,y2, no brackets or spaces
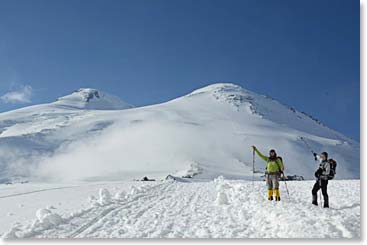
313,152,317,161
279,171,285,179
314,168,322,178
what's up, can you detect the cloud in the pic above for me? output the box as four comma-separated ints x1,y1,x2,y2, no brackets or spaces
0,85,33,104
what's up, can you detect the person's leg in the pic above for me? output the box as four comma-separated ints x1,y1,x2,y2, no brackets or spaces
273,175,280,201
312,180,320,205
266,175,273,200
321,179,329,208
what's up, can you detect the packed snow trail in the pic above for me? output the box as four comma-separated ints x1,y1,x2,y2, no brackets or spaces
3,179,360,239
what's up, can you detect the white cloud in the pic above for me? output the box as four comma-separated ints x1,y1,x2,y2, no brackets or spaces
0,85,33,104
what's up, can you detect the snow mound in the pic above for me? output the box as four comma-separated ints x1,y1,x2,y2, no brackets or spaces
2,222,22,239
98,188,112,206
114,191,126,200
2,180,361,239
2,208,63,239
54,88,133,110
215,192,229,205
214,176,232,205
1,180,360,238
36,208,63,227
214,176,234,191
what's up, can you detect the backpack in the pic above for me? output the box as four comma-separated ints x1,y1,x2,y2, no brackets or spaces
274,156,283,176
327,159,337,180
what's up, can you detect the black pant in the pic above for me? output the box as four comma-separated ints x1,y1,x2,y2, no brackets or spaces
312,179,329,206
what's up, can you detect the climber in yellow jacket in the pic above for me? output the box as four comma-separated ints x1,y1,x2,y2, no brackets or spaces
252,146,285,201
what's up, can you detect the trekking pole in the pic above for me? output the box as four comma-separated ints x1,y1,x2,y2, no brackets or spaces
252,148,255,187
318,179,322,206
299,136,315,155
282,173,290,198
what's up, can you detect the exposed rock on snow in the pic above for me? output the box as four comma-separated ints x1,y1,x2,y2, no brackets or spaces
0,83,360,183
165,175,191,183
180,161,202,178
54,88,133,110
189,83,256,112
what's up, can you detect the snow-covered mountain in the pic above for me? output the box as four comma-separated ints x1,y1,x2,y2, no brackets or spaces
0,83,360,183
54,88,133,110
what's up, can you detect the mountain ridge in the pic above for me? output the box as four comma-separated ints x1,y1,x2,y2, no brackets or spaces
0,83,359,183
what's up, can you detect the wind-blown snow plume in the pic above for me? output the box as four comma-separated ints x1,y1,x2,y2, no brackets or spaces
0,83,360,183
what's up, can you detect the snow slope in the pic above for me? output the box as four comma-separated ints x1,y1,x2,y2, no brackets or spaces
1,178,360,238
0,83,360,183
54,88,133,110
0,83,360,239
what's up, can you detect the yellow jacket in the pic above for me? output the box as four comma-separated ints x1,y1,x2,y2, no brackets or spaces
254,148,284,174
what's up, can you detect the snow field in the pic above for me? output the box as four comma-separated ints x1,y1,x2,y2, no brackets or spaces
0,181,155,235
2,178,360,239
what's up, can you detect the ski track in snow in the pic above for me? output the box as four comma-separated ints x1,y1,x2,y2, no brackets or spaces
3,179,360,239
0,186,79,199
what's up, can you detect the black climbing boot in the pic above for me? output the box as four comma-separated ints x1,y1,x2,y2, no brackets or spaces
323,195,329,208
312,195,318,206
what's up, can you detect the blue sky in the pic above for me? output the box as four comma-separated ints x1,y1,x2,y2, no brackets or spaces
0,0,359,140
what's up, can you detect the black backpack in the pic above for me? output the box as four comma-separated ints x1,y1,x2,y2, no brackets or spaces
327,159,337,180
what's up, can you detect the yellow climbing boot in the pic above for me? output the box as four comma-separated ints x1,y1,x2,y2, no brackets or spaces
274,189,281,201
267,189,273,201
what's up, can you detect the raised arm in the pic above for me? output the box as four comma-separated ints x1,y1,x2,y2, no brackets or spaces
252,146,268,162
